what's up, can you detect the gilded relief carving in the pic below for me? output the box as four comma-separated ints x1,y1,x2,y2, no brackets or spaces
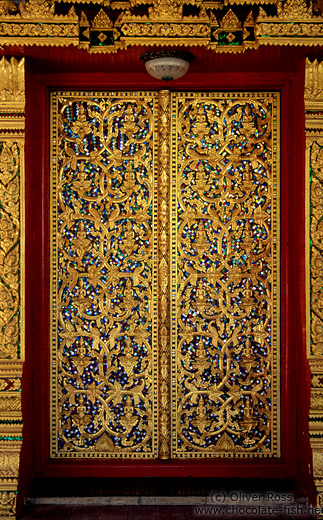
148,0,184,21
256,0,323,42
171,92,280,457
0,58,24,103
157,90,171,460
0,56,24,520
0,2,18,16
0,492,16,518
0,396,21,413
0,0,322,53
311,391,323,411
0,453,19,479
0,141,22,362
50,90,280,459
305,59,323,104
313,448,323,478
50,92,159,457
305,56,323,507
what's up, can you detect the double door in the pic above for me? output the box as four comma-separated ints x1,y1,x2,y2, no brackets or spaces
49,90,280,460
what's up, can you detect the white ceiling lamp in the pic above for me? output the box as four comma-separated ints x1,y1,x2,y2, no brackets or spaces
140,51,194,81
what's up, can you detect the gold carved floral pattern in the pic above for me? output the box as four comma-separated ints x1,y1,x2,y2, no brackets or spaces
309,142,323,358
0,57,24,520
0,141,22,362
256,0,323,44
157,90,171,460
171,92,280,457
50,92,159,457
0,0,322,53
306,57,323,507
50,91,280,459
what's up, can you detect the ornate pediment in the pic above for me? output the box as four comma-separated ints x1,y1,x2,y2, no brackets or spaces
0,0,322,54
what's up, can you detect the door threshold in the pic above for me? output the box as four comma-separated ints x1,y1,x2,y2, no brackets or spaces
26,494,307,507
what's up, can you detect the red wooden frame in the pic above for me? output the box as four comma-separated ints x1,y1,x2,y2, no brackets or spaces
20,49,315,503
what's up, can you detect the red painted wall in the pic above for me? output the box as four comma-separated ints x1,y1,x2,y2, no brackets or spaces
16,45,315,506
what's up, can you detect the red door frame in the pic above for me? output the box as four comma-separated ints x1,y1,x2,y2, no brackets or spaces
21,58,313,499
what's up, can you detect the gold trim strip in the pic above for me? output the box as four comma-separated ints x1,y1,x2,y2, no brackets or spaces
157,90,171,460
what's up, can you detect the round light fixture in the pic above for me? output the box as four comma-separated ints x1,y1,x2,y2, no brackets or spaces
140,51,194,81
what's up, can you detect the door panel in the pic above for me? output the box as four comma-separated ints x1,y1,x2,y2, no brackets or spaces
50,92,159,458
170,92,280,458
49,90,280,460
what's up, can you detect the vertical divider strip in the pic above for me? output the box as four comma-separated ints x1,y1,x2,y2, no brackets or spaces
157,90,171,459
170,92,178,459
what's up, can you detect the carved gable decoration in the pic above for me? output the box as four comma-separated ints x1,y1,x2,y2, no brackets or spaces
0,0,323,53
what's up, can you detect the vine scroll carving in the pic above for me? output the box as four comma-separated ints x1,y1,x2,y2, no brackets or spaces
50,90,280,459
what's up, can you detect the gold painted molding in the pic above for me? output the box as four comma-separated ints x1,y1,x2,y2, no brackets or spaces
157,90,171,460
0,56,25,520
0,0,323,53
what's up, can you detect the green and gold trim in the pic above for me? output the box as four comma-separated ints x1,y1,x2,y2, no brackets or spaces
0,0,322,55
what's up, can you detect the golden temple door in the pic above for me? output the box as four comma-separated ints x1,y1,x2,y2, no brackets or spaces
49,90,280,461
